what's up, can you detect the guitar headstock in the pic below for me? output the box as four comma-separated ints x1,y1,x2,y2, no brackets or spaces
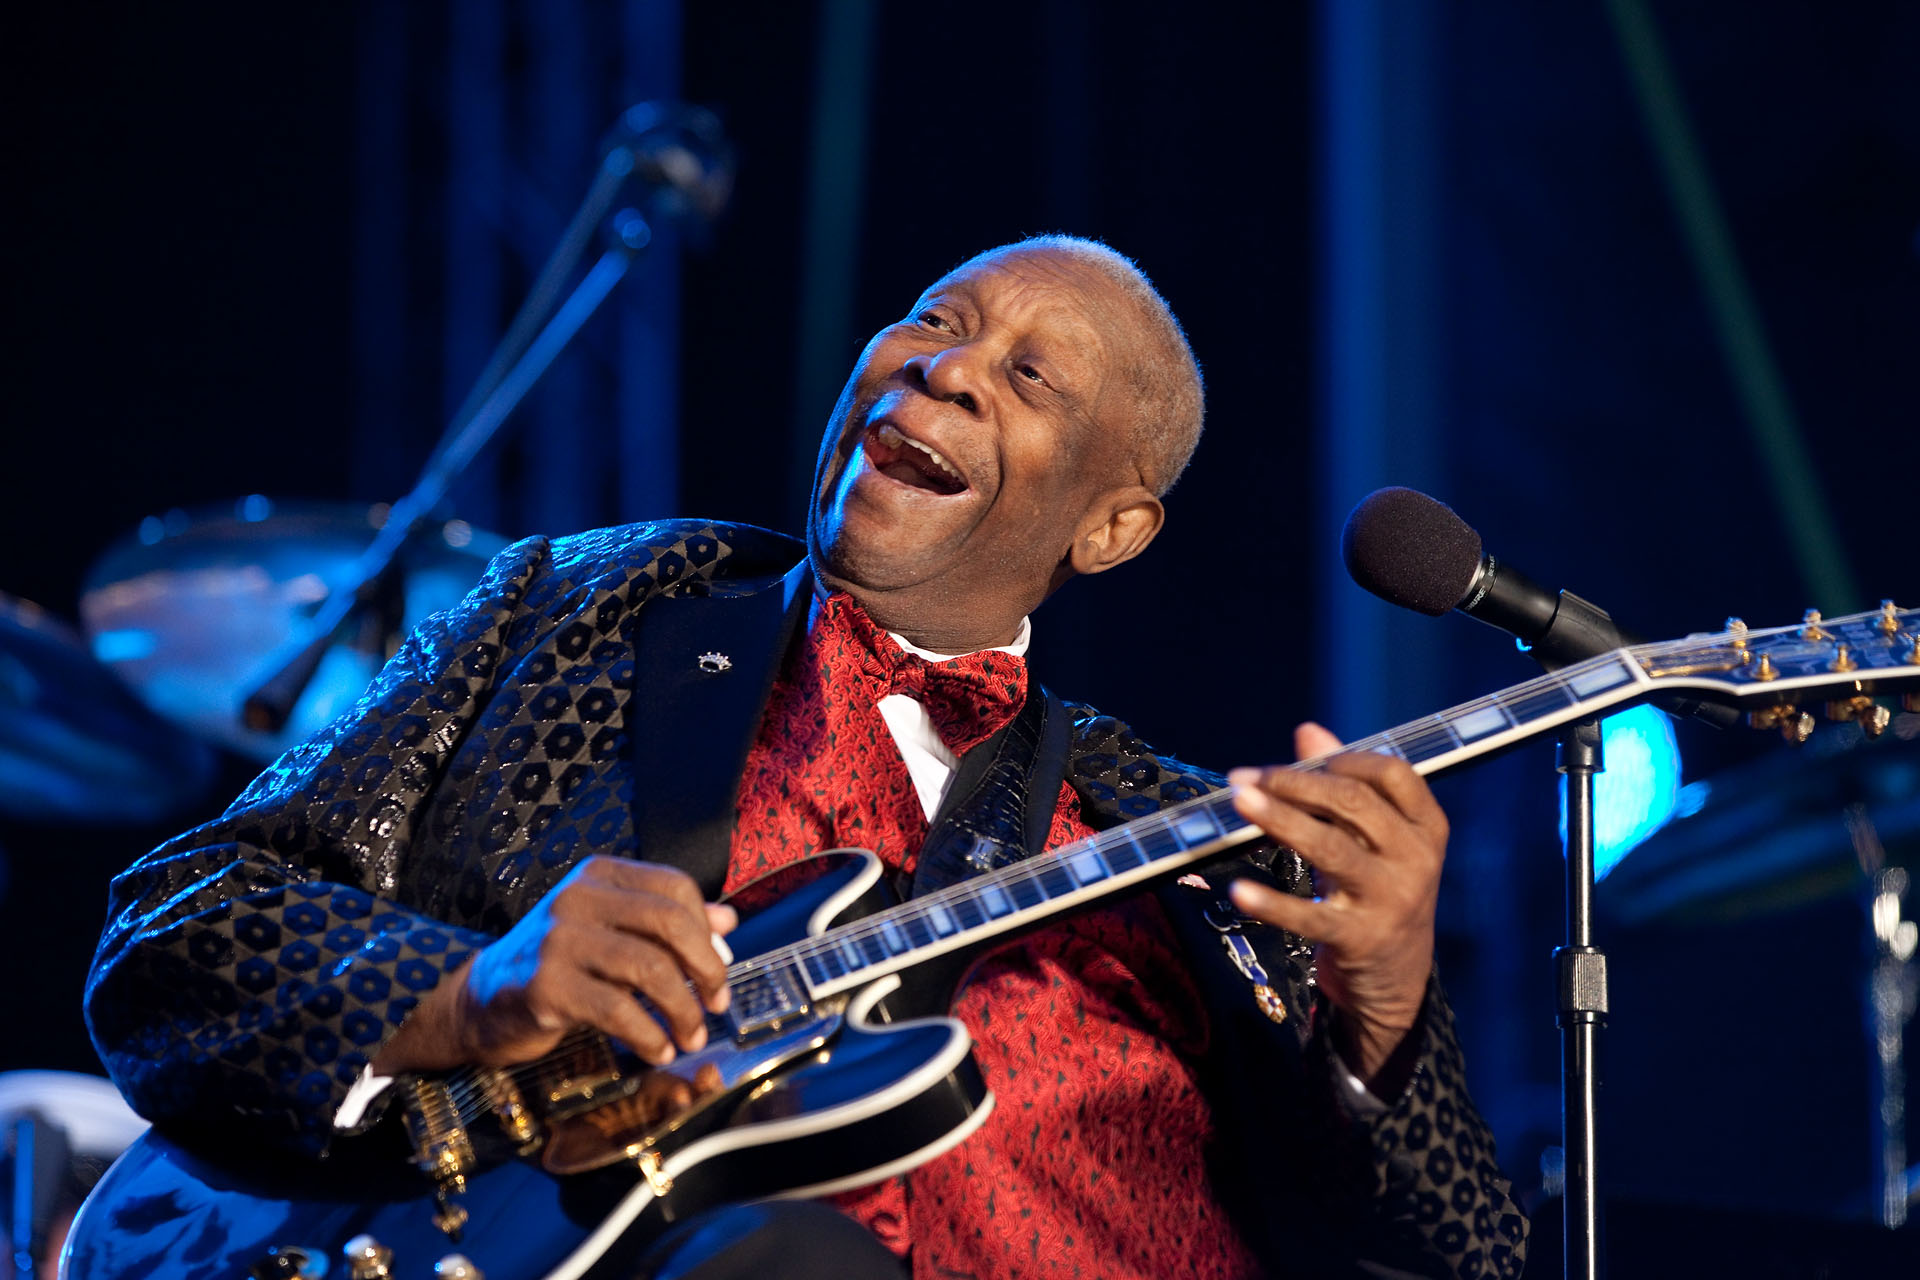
1633,601,1920,742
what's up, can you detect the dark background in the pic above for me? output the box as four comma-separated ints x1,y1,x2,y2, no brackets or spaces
4,1,1917,1271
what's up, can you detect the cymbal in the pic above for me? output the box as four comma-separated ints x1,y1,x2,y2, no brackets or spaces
0,592,216,824
0,1070,148,1158
80,498,506,761
1600,715,1920,925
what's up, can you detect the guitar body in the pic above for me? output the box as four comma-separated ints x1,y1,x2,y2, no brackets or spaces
64,851,990,1280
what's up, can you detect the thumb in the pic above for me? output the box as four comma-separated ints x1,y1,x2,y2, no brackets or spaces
1294,721,1345,761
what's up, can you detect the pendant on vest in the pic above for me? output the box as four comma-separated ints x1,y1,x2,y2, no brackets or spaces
1179,873,1290,1026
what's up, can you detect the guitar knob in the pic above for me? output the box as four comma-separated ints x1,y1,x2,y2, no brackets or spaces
344,1234,393,1280
436,1255,487,1280
1780,710,1816,744
250,1245,329,1279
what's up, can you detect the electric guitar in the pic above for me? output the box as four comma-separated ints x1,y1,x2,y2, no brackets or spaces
64,605,1920,1280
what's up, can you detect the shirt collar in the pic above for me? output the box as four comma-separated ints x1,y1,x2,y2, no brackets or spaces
891,615,1032,663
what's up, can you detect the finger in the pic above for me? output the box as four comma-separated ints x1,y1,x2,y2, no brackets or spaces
1323,751,1448,833
1229,782,1370,881
706,902,740,936
1227,879,1345,946
1231,764,1420,858
581,856,713,919
566,970,682,1066
1293,721,1344,760
570,882,734,1011
576,925,713,1053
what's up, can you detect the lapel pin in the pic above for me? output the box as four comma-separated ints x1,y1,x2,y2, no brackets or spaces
697,651,733,674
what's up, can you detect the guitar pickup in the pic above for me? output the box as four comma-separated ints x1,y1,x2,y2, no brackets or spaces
727,965,810,1037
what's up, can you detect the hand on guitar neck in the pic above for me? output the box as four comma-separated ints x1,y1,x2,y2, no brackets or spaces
371,856,739,1076
1226,722,1447,1097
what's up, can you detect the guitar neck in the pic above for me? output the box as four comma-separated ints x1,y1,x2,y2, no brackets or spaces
774,647,1667,1001
768,604,1920,1000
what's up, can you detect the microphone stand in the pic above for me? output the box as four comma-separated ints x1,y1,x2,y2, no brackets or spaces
243,106,730,733
1557,719,1607,1280
243,233,647,731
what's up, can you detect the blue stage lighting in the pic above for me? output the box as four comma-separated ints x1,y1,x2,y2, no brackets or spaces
1561,704,1683,880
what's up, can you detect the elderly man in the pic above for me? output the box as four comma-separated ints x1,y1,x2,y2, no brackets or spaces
86,237,1526,1278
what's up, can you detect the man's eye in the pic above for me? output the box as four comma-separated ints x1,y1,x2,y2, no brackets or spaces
1017,364,1046,384
916,311,952,331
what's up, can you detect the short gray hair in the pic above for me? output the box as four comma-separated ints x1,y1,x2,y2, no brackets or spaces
964,235,1205,497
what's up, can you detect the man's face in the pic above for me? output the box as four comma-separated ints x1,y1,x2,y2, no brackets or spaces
807,246,1145,630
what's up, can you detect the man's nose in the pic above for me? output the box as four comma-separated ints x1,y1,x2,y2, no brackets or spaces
904,347,982,415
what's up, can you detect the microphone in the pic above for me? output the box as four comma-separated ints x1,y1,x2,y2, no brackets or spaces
600,103,734,224
1340,487,1737,726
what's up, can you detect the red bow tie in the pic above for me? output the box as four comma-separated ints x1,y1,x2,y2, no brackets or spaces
814,593,1028,755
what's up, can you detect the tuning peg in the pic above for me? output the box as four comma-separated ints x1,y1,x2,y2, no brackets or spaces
1827,696,1893,738
1830,643,1858,673
1879,600,1902,636
1749,653,1780,682
1801,609,1831,640
1749,704,1815,743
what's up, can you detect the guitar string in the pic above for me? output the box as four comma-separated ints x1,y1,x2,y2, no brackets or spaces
433,613,1908,1119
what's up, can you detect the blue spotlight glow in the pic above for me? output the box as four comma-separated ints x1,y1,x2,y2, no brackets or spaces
1561,704,1683,880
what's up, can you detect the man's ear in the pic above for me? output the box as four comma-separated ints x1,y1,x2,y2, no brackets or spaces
1067,485,1165,577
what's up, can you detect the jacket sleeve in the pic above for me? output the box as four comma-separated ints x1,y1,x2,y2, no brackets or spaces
83,536,555,1156
1064,704,1529,1279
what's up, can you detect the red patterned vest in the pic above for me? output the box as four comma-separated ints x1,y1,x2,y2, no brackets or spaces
727,596,1258,1279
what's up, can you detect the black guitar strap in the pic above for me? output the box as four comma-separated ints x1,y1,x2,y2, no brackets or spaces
909,681,1071,899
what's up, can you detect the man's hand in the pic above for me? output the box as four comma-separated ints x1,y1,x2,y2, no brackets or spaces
1225,723,1447,1093
373,856,738,1076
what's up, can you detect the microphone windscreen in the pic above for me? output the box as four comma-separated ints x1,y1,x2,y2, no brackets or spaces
1340,487,1484,616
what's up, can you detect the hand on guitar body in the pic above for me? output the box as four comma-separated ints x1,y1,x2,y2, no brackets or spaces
1226,723,1447,1095
372,856,740,1075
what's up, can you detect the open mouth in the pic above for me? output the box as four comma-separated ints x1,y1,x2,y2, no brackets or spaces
863,423,968,496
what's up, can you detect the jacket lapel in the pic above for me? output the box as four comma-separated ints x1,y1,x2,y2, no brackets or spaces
629,558,812,897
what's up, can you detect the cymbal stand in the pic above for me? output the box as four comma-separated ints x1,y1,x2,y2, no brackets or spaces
241,106,730,733
1558,718,1608,1280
